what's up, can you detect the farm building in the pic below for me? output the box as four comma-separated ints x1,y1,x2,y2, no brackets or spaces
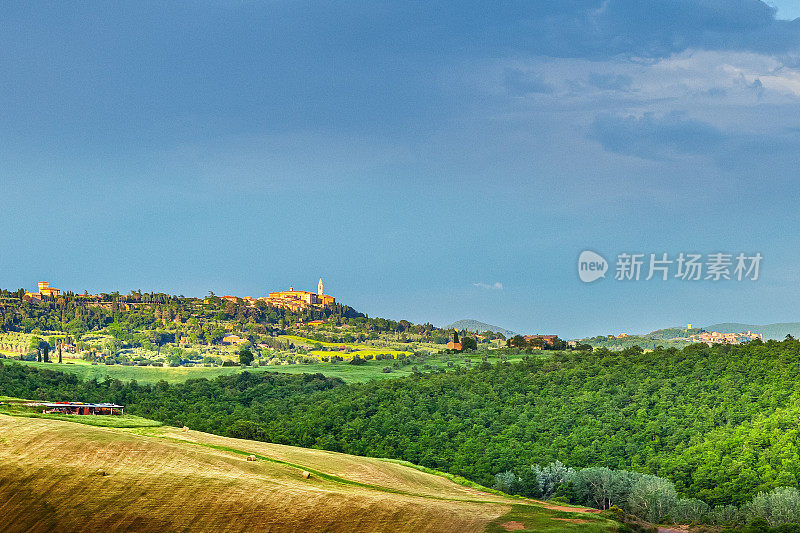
30,402,124,416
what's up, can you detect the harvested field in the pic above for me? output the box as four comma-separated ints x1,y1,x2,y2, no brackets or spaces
0,416,618,532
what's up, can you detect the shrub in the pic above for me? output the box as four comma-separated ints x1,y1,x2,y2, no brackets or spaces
494,470,519,493
745,487,800,527
627,474,678,524
534,460,576,500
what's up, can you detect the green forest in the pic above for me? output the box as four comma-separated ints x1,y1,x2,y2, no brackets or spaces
4,339,800,526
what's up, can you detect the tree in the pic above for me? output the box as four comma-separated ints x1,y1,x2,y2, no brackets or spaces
574,466,617,510
628,474,678,523
529,337,546,349
674,498,710,524
461,336,478,351
239,348,254,366
745,487,800,527
39,340,50,363
508,335,526,348
494,471,521,494
534,461,576,500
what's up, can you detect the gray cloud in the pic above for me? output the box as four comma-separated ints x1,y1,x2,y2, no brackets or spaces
513,0,799,58
589,112,724,160
304,1,800,63
588,72,634,91
588,111,800,168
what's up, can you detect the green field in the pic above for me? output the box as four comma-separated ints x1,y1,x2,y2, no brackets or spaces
281,334,415,359
9,350,535,384
8,359,413,384
0,415,620,532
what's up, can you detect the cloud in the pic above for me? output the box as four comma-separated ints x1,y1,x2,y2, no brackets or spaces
304,1,800,64
588,112,724,160
588,72,633,91
511,0,798,59
473,282,503,290
588,110,800,168
504,68,554,95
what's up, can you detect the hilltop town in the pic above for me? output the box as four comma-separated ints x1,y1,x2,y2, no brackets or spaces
215,279,335,313
0,280,513,379
580,323,767,350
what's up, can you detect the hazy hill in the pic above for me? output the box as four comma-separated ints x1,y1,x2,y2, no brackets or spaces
0,416,613,533
447,319,516,338
703,322,800,340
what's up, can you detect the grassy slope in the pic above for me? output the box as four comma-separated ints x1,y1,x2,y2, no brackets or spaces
0,416,617,533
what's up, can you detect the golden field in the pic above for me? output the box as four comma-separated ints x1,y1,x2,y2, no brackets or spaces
0,416,616,532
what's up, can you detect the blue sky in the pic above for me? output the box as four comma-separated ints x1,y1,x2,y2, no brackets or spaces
770,0,800,20
2,1,800,338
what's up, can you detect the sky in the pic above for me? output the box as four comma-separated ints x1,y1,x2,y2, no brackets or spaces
2,1,800,338
770,0,800,20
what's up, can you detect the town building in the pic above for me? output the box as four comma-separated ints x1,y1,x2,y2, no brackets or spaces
222,334,247,344
38,281,61,297
31,402,124,416
690,331,763,345
23,281,61,301
263,278,336,312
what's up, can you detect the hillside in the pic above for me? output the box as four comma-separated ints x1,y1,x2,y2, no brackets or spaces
0,288,508,380
9,340,800,514
0,416,615,533
448,319,516,338
704,322,800,340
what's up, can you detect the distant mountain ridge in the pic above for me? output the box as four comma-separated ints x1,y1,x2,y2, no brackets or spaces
703,322,800,340
447,319,516,338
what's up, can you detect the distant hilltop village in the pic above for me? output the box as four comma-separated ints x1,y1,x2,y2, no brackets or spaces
20,279,336,314
689,329,763,345
215,278,336,313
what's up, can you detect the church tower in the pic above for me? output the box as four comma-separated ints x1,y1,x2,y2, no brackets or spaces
318,278,323,296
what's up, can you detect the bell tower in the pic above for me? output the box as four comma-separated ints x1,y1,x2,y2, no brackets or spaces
318,278,323,296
